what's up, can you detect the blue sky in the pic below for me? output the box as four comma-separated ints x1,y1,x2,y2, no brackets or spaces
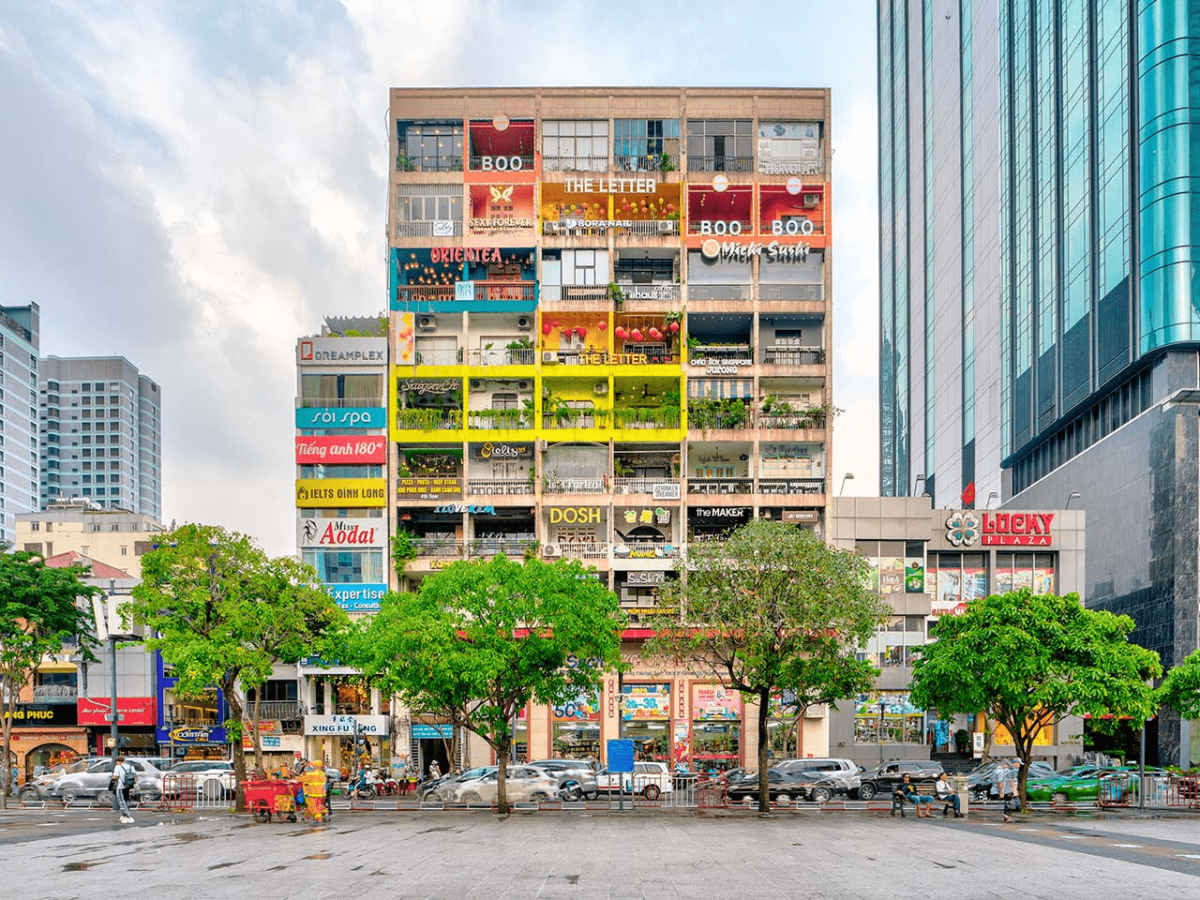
1,0,879,556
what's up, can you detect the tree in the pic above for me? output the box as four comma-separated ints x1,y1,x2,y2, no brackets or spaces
349,555,625,813
0,550,101,809
646,520,890,814
910,589,1162,810
1157,648,1200,720
128,524,344,809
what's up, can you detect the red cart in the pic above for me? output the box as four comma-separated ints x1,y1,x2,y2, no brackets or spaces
242,780,299,823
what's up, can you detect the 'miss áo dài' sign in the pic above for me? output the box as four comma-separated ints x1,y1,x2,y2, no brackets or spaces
298,517,386,548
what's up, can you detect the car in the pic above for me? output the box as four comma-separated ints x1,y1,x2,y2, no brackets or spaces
593,761,675,800
775,757,863,796
1024,766,1168,804
450,766,564,804
164,759,237,800
19,760,78,801
726,768,841,804
965,760,1057,801
855,759,945,800
420,766,497,801
51,757,166,805
527,759,600,799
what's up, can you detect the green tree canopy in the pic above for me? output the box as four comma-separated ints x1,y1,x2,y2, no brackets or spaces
0,549,102,808
646,520,890,813
349,555,625,813
128,524,346,806
910,589,1162,809
1157,648,1200,721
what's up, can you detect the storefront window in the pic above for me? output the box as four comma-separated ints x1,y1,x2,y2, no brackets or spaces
927,552,988,616
994,552,1055,595
621,684,671,764
552,690,601,760
690,684,741,773
853,692,926,746
766,692,803,761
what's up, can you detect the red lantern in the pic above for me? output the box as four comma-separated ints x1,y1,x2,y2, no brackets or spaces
648,327,662,341
615,326,628,340
561,330,572,341
552,320,561,328
577,327,588,339
668,321,680,333
542,323,553,335
630,329,644,342
598,320,607,331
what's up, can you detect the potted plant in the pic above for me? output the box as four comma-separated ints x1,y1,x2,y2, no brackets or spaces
606,282,625,306
954,729,970,754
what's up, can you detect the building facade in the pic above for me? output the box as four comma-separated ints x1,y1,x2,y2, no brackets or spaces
878,2,1200,764
38,356,163,521
0,303,41,548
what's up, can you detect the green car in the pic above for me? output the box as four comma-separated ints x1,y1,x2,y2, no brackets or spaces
1025,766,1160,803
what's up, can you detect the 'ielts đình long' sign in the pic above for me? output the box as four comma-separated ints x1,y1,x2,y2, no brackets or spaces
981,512,1054,546
295,435,386,464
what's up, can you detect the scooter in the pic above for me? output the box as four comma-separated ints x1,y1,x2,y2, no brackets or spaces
350,767,379,800
557,779,585,801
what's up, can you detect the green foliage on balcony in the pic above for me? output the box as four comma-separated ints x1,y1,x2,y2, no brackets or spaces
396,408,462,430
613,407,680,429
688,398,749,430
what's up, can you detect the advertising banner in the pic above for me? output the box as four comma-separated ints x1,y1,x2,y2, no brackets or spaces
298,517,386,548
304,714,389,737
396,476,463,499
295,479,387,508
326,583,387,613
297,337,386,365
296,407,386,430
395,312,415,365
77,697,157,726
691,685,742,721
3,703,78,727
295,435,386,464
621,684,671,721
552,690,601,722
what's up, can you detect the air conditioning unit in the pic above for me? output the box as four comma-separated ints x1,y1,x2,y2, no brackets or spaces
470,379,484,390
544,221,560,234
803,193,820,209
516,315,533,331
593,383,609,396
542,351,559,364
804,704,827,719
542,543,561,558
517,380,531,391
657,220,676,234
417,315,438,332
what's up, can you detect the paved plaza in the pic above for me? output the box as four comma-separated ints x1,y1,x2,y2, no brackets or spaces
2,806,1198,899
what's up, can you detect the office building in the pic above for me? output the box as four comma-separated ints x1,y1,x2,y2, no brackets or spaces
38,356,163,521
878,2,1200,763
0,303,40,547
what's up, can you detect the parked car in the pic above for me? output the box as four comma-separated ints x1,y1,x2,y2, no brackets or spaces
726,768,843,804
420,766,497,801
855,759,945,800
593,761,675,799
163,759,237,800
450,766,564,804
775,757,863,796
527,759,599,799
965,760,1056,801
19,760,78,801
52,757,166,805
1025,766,1167,804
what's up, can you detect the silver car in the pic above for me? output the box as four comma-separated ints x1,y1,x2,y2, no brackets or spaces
52,757,165,805
451,767,563,804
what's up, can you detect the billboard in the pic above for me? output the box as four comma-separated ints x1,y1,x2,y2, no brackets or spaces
296,407,387,430
326,583,387,612
295,479,387,508
295,435,386,464
298,517,386,548
297,337,386,365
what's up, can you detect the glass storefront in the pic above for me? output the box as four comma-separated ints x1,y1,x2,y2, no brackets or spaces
853,692,926,747
621,684,671,763
690,684,741,774
551,690,600,760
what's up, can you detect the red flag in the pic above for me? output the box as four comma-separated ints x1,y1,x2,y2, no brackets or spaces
961,481,976,508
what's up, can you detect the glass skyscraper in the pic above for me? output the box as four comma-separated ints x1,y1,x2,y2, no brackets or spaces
880,0,1200,766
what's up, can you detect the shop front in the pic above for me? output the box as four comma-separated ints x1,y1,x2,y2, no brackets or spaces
551,689,601,760
621,683,672,764
4,703,88,781
78,697,158,757
689,685,742,775
304,714,390,778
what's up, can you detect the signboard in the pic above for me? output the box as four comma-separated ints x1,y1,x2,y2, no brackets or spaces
326,583,387,613
296,407,386,430
625,571,666,586
297,338,386,365
295,479,387,508
652,483,681,501
295,435,386,464
396,477,462,499
395,311,415,364
470,442,533,460
607,739,636,774
3,703,78,727
168,725,222,745
77,697,156,727
455,281,475,302
982,512,1054,546
782,510,820,523
548,507,602,524
552,690,601,722
299,517,386,548
699,240,810,262
411,724,454,739
621,684,670,721
304,714,389,736
692,685,743,721
690,507,750,520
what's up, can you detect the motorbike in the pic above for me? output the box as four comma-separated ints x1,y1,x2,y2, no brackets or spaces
349,767,379,800
556,779,585,801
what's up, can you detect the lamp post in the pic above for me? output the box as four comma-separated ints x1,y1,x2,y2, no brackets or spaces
878,697,887,765
108,580,120,764
840,472,855,496
1065,491,1081,508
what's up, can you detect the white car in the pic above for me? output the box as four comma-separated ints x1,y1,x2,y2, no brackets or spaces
163,760,237,800
595,762,674,800
450,767,563,804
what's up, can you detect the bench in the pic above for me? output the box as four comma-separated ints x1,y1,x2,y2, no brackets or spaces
892,781,939,817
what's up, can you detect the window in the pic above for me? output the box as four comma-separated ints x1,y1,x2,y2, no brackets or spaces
300,374,383,408
400,121,464,172
613,118,680,170
686,119,753,172
491,393,519,410
756,121,824,175
396,187,463,229
543,120,608,171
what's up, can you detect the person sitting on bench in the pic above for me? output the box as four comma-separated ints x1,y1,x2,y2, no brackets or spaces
900,773,934,818
935,774,963,818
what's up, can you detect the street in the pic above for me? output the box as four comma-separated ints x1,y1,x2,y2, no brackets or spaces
1,806,1198,899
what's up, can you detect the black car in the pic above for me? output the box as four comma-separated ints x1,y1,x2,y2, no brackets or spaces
855,760,945,800
725,768,843,804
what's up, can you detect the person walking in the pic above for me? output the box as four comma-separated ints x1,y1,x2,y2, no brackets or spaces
428,759,442,781
993,762,1018,822
935,774,963,817
112,755,136,825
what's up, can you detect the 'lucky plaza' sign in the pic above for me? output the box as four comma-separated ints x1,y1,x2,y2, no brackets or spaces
982,512,1054,546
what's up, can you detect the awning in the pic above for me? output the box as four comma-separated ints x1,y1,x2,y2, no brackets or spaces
688,379,754,400
36,662,78,673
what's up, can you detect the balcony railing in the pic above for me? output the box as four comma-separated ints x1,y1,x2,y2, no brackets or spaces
556,542,609,560
758,412,827,430
613,408,681,429
757,478,825,495
615,283,680,302
688,284,752,302
613,477,679,495
619,541,679,559
686,404,754,430
395,410,463,431
468,348,536,366
688,219,753,235
759,284,824,302
415,348,464,366
539,284,609,303
621,220,680,237
614,154,676,172
412,538,464,557
688,478,754,495
397,156,463,173
542,155,609,172
542,411,608,430
544,476,607,493
249,701,304,720
32,684,77,703
469,538,537,558
469,154,535,171
395,284,455,304
395,281,535,304
688,345,754,365
690,156,753,172
758,158,825,176
762,346,825,366
550,348,679,366
299,396,386,409
467,479,534,496
468,410,534,430
394,220,464,238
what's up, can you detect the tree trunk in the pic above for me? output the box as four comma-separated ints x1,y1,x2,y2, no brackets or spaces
222,675,247,812
251,691,263,776
496,743,510,814
1,699,12,811
757,688,771,814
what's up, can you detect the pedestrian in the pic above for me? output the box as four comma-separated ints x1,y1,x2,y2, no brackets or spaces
994,763,1018,822
111,755,136,825
935,774,963,817
428,759,441,781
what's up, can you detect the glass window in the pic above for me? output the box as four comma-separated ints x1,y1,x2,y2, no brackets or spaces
300,548,385,583
543,120,608,171
400,122,463,172
686,119,753,172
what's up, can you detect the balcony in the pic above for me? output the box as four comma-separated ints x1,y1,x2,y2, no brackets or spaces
468,348,536,366
689,344,754,366
396,155,463,173
617,541,679,559
689,156,754,172
467,479,534,496
394,220,464,238
613,477,680,497
396,281,536,305
614,153,677,172
613,408,681,429
415,348,464,366
299,396,387,409
412,537,464,557
759,284,824,303
539,284,609,303
687,478,754,495
762,346,825,366
556,542,609,561
758,410,828,430
686,400,753,431
251,701,304,721
542,155,609,172
468,538,537,558
396,410,463,431
32,684,77,703
688,284,753,302
615,283,680,303
541,410,608,430
467,410,534,430
757,478,825,495
544,475,607,494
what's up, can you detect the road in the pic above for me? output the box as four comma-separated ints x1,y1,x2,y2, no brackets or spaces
1,805,1198,899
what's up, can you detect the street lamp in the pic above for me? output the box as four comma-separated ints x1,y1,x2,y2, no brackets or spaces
839,472,855,496
1065,491,1081,508
986,491,999,509
878,697,887,764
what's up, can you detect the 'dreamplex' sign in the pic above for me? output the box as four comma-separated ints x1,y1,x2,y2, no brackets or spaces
297,338,387,365
304,714,389,736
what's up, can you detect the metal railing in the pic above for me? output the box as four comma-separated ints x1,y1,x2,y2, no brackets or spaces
248,701,304,720
688,284,753,302
621,220,679,237
762,346,825,366
468,348,536,366
620,541,679,559
397,156,463,173
612,477,678,495
688,345,754,364
557,543,609,560
395,411,463,431
466,479,533,496
613,408,681,429
759,284,825,302
539,284,609,303
687,478,754,495
614,154,676,172
394,220,463,238
757,478,824,495
542,412,607,430
412,538,464,558
468,538,537,558
299,396,386,409
542,155,608,172
467,411,534,430
32,685,77,702
414,349,463,366
690,156,754,172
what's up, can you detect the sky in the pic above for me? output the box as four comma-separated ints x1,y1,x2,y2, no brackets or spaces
1,0,880,557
